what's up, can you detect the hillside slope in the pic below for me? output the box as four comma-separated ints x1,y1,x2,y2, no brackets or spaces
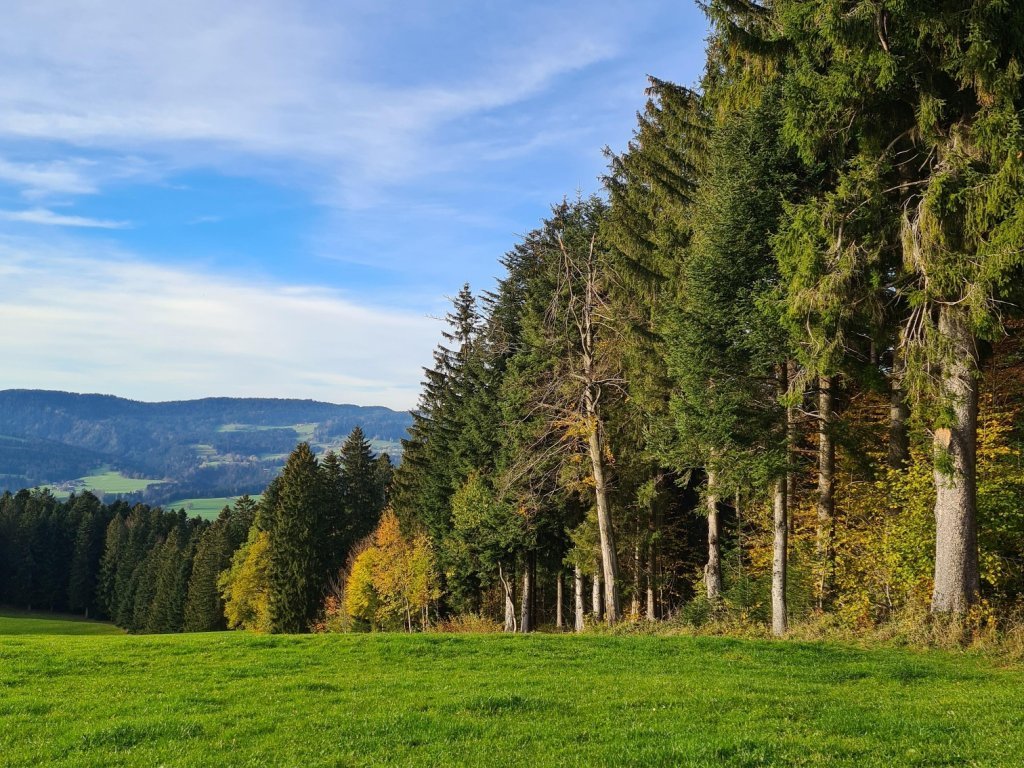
0,390,412,500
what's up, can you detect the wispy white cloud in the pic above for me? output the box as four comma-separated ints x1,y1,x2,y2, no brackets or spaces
0,0,625,202
0,237,440,409
0,208,129,229
0,157,98,197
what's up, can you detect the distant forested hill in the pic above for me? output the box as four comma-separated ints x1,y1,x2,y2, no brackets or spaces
0,389,412,500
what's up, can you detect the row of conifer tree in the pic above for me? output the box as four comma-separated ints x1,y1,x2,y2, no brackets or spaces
0,428,389,633
385,0,1024,635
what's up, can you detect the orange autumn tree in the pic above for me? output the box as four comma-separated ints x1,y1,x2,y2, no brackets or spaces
343,511,438,631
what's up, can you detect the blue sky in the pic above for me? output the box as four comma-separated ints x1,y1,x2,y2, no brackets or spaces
0,0,709,409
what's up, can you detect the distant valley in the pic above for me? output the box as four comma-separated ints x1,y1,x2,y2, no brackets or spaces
0,390,412,510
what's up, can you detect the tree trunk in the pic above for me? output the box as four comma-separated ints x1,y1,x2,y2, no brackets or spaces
592,564,603,620
816,375,835,609
786,361,799,535
646,539,657,620
705,468,723,602
519,556,533,633
586,408,621,623
574,566,585,631
530,555,537,629
772,362,790,637
772,475,788,637
631,540,641,619
499,562,516,633
888,361,911,468
931,306,981,615
735,491,743,580
555,570,564,630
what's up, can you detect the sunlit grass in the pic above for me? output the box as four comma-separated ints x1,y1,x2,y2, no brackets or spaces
164,496,262,520
0,610,123,636
1,623,1022,766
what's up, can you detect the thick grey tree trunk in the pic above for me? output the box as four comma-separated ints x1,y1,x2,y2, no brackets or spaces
704,468,722,602
817,375,835,609
931,306,981,615
772,476,788,636
772,362,790,637
574,566,585,631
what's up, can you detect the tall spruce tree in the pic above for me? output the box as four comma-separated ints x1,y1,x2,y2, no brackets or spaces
183,507,241,632
666,88,797,611
339,426,383,547
266,442,329,633
67,492,106,617
603,77,704,612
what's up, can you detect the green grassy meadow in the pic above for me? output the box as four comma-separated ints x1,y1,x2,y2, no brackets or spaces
0,611,123,636
1,616,1023,767
76,469,166,494
165,496,262,520
44,468,166,499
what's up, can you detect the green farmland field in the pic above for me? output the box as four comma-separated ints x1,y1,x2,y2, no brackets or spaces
76,470,166,494
1,622,1022,767
166,496,262,520
44,469,166,499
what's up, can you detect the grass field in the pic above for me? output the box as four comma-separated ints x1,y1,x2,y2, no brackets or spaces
166,496,262,520
44,468,167,499
76,470,166,494
0,610,123,636
1,622,1023,767
216,422,316,440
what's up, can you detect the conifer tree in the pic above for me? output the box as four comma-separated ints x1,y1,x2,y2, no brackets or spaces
67,492,106,617
604,77,729,606
98,512,127,617
266,442,329,633
184,511,236,632
391,285,482,610
374,453,394,509
319,448,347,572
339,426,382,546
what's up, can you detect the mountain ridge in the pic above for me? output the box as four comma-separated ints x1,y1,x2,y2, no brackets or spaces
0,389,413,500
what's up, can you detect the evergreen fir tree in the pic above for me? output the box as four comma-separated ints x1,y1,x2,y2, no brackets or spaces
266,442,329,633
339,426,382,546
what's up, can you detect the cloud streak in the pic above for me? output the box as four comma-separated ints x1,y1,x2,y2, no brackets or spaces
0,208,129,229
0,158,98,198
0,237,440,409
0,0,622,202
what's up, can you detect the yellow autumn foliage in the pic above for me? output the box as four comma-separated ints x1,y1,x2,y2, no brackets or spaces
343,511,439,631
219,529,272,633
